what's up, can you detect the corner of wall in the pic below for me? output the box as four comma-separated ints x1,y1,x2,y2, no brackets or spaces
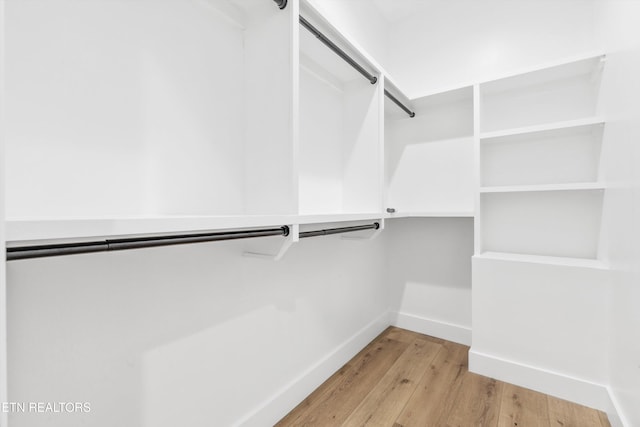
235,310,391,427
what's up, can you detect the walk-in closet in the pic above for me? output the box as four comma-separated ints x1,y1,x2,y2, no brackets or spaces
0,0,639,426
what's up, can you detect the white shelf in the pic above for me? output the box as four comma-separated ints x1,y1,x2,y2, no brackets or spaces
385,211,474,219
479,55,603,133
480,190,603,258
5,213,387,243
474,252,608,270
480,117,605,140
385,85,474,214
480,182,605,193
410,50,606,101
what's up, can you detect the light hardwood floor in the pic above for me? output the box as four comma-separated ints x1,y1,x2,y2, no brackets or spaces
276,327,610,427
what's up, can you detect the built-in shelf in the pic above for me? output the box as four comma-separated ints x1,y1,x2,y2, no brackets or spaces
479,55,604,133
480,189,603,259
385,211,474,219
5,213,387,243
474,252,608,270
385,86,474,214
298,10,382,216
479,117,605,140
7,211,483,242
480,182,605,193
410,51,606,101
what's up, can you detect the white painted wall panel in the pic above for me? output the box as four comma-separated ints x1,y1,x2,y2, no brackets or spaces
596,1,640,424
386,218,473,341
7,236,388,427
472,257,608,384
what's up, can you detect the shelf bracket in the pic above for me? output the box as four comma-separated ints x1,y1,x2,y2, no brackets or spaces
340,219,385,241
243,224,298,261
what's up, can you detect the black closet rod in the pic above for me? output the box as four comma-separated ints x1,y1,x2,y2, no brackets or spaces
6,226,290,261
299,222,379,239
299,16,415,118
384,89,416,118
299,15,377,85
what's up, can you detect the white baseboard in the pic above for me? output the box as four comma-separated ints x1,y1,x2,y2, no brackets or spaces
234,310,392,427
606,385,632,427
469,348,612,412
391,311,472,346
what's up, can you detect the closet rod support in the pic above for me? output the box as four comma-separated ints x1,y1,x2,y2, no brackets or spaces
6,226,290,261
299,15,377,85
384,89,415,118
272,0,287,10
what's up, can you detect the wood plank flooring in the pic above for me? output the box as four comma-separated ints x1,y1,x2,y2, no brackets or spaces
276,327,610,427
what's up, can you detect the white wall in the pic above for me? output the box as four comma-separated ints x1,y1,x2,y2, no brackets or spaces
386,218,473,345
471,258,610,410
386,0,599,96
596,1,640,425
6,236,388,427
0,2,8,426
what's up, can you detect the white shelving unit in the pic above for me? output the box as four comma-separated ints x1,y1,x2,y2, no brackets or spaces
480,120,604,188
476,53,606,262
4,0,393,245
471,54,610,404
5,0,296,224
298,8,383,216
385,86,475,215
479,55,605,133
480,190,604,259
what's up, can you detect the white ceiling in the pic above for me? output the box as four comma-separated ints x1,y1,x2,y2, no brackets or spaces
371,0,596,24
371,0,434,24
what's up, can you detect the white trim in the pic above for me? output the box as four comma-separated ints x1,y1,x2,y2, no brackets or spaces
233,311,391,427
479,182,605,193
479,116,605,140
474,252,608,270
385,211,474,219
391,312,472,346
606,385,632,427
469,349,612,411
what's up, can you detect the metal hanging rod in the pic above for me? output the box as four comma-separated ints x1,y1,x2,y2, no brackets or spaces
299,15,377,85
272,0,287,9
6,226,290,261
384,89,415,118
298,15,415,118
299,222,379,239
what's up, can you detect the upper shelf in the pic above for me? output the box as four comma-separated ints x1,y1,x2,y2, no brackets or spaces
480,117,605,140
385,85,473,122
5,213,387,243
409,51,606,101
474,252,608,270
479,54,605,133
385,211,475,219
480,182,605,193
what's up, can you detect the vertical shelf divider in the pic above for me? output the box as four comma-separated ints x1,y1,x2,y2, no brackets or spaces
473,83,482,255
